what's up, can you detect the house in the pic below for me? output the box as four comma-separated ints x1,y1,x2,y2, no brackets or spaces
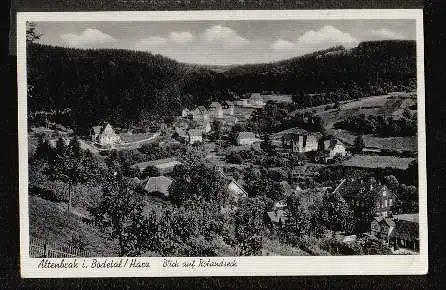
333,178,395,219
181,108,190,118
237,131,259,146
282,132,319,153
198,120,212,134
90,123,121,147
209,102,223,118
316,138,347,162
216,168,248,203
131,157,181,175
389,213,419,251
188,129,203,144
191,106,209,121
174,127,188,143
370,216,396,243
235,99,249,107
221,101,235,116
266,209,288,228
142,176,173,197
249,93,265,107
226,179,248,203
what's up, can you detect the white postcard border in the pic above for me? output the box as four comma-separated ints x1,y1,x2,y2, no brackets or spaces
17,9,428,278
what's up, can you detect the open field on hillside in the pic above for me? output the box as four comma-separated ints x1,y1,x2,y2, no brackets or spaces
29,195,117,256
329,129,417,152
342,155,415,170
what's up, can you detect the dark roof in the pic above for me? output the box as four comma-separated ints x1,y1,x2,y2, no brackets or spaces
143,176,173,197
373,216,396,227
267,210,288,224
333,178,390,199
131,157,180,171
390,219,419,241
323,138,345,151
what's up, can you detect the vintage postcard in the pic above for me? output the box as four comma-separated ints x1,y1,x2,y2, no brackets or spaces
18,10,427,277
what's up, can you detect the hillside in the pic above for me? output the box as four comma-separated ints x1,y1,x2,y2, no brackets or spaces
27,40,416,133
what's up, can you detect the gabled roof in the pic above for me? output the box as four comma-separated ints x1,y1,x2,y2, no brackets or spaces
390,219,419,241
197,106,208,114
373,216,396,227
92,122,114,135
238,131,255,139
332,178,390,199
267,210,288,224
250,93,263,100
131,157,180,172
210,102,222,109
143,176,173,197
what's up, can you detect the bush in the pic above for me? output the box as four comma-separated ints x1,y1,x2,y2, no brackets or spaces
29,185,65,202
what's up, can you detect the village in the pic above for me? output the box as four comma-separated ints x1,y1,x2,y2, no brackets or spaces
29,91,419,255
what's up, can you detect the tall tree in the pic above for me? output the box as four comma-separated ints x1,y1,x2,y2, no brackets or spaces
48,137,95,212
353,135,365,154
90,175,147,256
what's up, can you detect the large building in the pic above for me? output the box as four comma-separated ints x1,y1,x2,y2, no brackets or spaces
316,138,347,162
333,178,395,219
282,132,319,153
90,123,121,147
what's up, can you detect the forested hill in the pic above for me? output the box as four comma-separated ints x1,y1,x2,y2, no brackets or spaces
27,40,416,133
223,40,416,96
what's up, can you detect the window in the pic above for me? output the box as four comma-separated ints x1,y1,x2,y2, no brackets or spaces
382,211,387,217
389,199,393,206
384,200,388,208
382,190,387,197
356,200,360,207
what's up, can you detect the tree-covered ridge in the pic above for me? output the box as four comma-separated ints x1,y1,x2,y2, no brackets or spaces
224,40,416,95
27,40,416,134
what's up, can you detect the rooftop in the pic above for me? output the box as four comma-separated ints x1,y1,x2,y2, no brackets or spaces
238,131,256,139
394,213,419,223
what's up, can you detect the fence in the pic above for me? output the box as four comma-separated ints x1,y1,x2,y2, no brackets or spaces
29,237,91,258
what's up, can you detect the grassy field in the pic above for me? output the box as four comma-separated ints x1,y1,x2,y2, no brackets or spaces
342,155,415,170
329,129,417,152
29,195,117,256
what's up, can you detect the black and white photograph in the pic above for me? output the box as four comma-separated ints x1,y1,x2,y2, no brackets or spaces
17,10,427,277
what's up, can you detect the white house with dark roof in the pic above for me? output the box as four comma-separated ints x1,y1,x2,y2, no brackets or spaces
90,123,121,147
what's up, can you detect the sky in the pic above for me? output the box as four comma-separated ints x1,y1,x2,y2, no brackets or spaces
34,20,416,65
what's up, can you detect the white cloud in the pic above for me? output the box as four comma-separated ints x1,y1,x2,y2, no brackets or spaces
200,25,249,48
133,36,169,50
60,28,116,48
296,25,359,54
272,39,297,50
369,28,406,40
169,31,194,44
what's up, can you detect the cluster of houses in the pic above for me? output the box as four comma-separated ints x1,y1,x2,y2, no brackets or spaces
130,157,248,205
279,130,348,163
265,176,419,252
